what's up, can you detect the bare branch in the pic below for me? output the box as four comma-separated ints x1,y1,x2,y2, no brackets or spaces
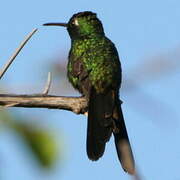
0,94,87,114
43,72,52,95
0,28,38,79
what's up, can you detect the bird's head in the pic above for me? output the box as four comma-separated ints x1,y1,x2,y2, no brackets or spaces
43,11,105,40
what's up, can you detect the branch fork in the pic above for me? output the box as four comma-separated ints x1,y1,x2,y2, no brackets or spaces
0,28,88,115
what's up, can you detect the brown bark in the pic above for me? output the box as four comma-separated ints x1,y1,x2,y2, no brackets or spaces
0,94,88,114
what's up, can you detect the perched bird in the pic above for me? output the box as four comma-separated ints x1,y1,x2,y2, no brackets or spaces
44,11,135,174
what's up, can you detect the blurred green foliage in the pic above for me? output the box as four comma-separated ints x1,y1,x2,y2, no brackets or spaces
15,122,59,168
0,109,60,169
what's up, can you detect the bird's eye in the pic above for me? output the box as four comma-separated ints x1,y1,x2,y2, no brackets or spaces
72,19,79,26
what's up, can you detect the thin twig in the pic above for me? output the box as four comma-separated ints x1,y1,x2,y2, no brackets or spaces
0,28,38,79
43,72,52,95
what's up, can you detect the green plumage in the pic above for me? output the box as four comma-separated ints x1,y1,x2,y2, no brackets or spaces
44,11,135,174
68,37,121,94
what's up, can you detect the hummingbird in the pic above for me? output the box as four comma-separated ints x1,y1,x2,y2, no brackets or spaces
44,11,135,174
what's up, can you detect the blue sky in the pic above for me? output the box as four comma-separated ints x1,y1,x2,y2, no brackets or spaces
0,0,180,180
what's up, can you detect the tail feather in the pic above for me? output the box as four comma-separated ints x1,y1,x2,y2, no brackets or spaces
86,87,135,174
87,88,113,160
113,99,135,174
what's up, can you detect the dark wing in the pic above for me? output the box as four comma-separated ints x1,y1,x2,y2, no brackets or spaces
70,58,91,97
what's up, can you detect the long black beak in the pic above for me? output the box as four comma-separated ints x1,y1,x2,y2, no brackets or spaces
43,23,68,27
